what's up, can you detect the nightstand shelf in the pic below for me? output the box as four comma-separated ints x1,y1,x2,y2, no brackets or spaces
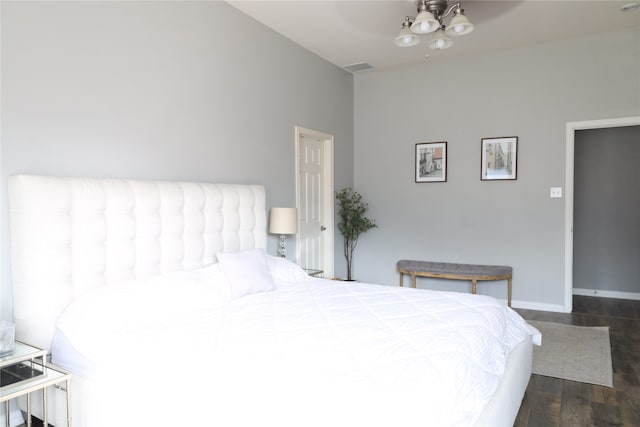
0,342,71,427
303,268,324,277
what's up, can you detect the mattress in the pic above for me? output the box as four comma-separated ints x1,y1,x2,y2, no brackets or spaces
52,258,539,427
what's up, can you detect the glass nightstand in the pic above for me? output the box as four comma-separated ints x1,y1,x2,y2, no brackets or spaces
0,342,71,427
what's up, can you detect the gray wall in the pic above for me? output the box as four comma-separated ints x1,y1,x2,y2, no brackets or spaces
354,27,640,310
0,1,354,319
574,126,640,294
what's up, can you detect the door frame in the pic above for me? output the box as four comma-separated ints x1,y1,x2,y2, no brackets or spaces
564,115,640,313
294,126,335,278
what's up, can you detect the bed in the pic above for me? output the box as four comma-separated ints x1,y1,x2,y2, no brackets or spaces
8,174,539,427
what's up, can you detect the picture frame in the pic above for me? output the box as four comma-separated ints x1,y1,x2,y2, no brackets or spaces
415,142,447,183
481,136,518,181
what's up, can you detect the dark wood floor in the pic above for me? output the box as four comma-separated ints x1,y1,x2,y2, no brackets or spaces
514,295,640,427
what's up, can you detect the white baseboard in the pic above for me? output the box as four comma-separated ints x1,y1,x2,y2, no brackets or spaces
509,299,567,313
573,288,640,301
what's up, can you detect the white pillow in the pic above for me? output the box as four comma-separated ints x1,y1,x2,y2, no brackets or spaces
165,263,232,301
217,249,276,299
192,263,232,300
266,255,311,283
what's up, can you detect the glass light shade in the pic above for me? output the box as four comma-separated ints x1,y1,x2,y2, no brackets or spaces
395,25,420,47
269,208,298,234
410,10,438,34
446,12,474,36
428,28,452,50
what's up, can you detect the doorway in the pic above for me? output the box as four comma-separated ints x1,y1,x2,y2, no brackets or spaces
295,126,334,278
564,116,640,313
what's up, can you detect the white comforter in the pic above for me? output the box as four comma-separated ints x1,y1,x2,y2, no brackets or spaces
54,262,538,427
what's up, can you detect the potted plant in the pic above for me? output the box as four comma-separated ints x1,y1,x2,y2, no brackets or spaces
336,188,377,281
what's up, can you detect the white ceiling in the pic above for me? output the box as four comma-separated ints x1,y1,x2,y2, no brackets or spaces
226,0,640,71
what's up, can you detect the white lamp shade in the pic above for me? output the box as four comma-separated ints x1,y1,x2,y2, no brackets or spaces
269,208,298,234
428,28,453,50
395,25,420,47
446,13,474,36
411,10,438,34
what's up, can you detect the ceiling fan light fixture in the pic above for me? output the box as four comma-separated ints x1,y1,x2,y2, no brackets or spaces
395,17,421,47
394,1,473,52
445,7,474,36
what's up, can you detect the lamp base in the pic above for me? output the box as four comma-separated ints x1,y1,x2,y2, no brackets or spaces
278,234,287,257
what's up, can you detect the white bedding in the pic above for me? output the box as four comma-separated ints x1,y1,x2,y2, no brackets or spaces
53,258,539,427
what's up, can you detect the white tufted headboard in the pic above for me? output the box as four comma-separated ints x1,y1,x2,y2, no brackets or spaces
8,174,267,350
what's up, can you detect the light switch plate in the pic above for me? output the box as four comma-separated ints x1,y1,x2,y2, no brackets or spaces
550,187,562,198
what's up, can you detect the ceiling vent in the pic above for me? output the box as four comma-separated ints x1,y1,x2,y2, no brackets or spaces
343,62,374,73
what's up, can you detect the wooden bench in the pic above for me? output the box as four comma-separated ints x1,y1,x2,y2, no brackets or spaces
397,260,513,307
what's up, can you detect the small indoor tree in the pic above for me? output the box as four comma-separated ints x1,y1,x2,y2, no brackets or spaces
336,188,377,281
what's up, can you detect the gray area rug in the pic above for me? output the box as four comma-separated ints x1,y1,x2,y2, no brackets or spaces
528,320,613,387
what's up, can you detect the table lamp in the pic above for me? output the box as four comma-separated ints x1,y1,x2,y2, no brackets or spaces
269,207,298,257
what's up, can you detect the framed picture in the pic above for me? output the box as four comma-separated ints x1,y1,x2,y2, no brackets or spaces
415,142,447,183
481,136,518,181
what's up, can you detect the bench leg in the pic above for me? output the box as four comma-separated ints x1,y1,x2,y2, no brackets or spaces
471,278,477,295
507,277,512,307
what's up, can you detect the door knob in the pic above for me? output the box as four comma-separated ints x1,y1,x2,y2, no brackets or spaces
320,226,327,231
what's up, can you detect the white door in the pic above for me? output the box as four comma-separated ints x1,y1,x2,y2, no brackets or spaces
296,126,334,277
